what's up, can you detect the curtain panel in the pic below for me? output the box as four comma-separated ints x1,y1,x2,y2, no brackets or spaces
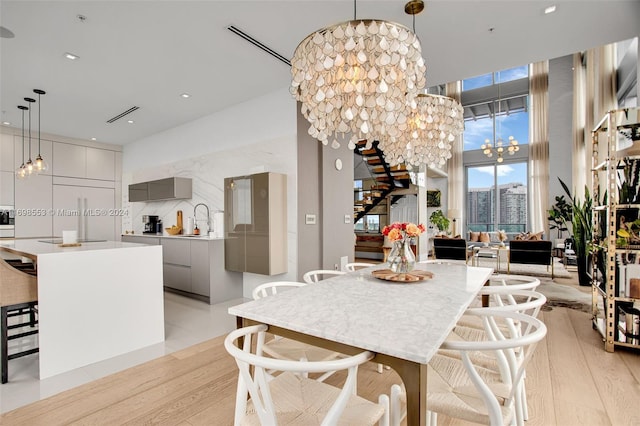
529,61,550,236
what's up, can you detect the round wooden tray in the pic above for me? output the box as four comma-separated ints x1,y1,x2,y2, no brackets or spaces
371,269,434,283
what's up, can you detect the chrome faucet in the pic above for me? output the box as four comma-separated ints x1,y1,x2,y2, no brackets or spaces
193,203,210,232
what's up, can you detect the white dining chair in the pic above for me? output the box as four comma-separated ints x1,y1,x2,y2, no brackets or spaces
251,280,342,380
302,269,346,284
390,309,547,426
438,288,546,426
252,281,306,300
225,324,390,426
343,262,376,272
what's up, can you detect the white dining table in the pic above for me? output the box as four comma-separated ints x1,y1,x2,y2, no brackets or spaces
229,262,493,426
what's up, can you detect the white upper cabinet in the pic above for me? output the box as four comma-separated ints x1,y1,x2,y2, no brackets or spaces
86,148,115,181
1,133,14,172
0,171,13,205
53,142,86,178
52,142,115,181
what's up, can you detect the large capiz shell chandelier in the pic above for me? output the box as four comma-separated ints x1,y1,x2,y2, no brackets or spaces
381,94,464,169
290,19,427,150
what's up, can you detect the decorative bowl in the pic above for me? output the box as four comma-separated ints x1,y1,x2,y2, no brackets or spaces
165,226,182,235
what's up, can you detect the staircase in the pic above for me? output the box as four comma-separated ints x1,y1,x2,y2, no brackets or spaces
354,140,413,222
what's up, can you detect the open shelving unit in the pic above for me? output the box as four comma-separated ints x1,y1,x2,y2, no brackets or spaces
591,107,640,352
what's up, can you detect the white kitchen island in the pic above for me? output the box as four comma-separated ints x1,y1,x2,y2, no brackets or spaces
0,239,165,379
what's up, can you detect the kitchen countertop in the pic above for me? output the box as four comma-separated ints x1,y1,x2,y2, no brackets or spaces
0,239,149,261
122,234,224,240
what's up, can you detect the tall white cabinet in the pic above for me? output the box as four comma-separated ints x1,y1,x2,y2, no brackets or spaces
52,183,116,241
1,129,122,239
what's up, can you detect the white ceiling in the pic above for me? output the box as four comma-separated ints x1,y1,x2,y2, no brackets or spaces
1,1,639,146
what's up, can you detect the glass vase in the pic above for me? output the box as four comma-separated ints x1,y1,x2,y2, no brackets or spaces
387,240,416,273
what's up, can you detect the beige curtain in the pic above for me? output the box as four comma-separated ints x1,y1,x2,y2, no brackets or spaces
584,44,618,193
445,81,463,229
529,61,549,236
572,52,586,197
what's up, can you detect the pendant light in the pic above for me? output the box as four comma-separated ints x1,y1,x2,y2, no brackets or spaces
290,0,427,151
15,105,28,180
24,97,36,175
33,89,48,173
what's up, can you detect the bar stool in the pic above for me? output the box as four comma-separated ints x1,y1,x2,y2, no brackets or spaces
0,257,39,384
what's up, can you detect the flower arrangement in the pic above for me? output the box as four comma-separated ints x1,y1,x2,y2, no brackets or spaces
382,222,425,273
382,222,426,242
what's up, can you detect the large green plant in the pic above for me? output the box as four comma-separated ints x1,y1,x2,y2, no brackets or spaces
429,210,450,233
559,178,592,286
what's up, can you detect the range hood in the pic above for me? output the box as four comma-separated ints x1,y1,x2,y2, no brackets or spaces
129,177,192,202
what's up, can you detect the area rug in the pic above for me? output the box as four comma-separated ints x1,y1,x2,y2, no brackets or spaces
472,256,571,279
536,276,592,313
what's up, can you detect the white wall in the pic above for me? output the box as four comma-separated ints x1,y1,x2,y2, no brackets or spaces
122,88,298,297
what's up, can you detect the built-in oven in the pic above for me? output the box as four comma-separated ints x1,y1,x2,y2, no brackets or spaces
0,206,15,238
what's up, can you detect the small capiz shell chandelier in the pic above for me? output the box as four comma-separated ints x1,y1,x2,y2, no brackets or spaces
381,94,464,168
290,18,427,151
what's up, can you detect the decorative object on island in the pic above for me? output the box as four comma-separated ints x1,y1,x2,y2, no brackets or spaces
449,209,460,237
429,209,450,235
33,89,48,173
382,221,424,273
289,0,426,155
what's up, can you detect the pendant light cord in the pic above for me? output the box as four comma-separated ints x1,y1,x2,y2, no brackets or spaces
21,108,25,164
28,105,32,160
353,0,357,20
37,94,41,153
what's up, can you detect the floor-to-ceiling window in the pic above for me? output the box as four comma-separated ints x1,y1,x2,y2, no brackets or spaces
461,66,530,235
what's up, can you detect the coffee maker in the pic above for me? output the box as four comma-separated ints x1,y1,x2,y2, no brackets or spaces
143,215,160,234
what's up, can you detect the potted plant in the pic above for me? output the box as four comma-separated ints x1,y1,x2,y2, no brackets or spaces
560,178,593,286
548,195,572,239
429,210,450,236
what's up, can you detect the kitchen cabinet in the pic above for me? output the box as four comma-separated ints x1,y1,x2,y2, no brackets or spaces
121,235,160,245
224,172,287,275
0,171,14,205
1,133,14,172
52,142,115,180
162,238,192,293
128,177,192,202
14,173,53,237
122,235,242,303
52,184,115,241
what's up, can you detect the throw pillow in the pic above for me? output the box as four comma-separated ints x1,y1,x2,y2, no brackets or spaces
515,232,529,241
528,231,544,241
479,232,491,243
469,231,480,242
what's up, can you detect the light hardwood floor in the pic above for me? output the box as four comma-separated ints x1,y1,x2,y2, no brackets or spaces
2,306,639,425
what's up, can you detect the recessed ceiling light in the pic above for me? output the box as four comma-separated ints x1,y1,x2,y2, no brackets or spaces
91,137,97,141
127,120,134,124
2,121,10,126
180,93,191,98
544,5,557,14
64,52,79,60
